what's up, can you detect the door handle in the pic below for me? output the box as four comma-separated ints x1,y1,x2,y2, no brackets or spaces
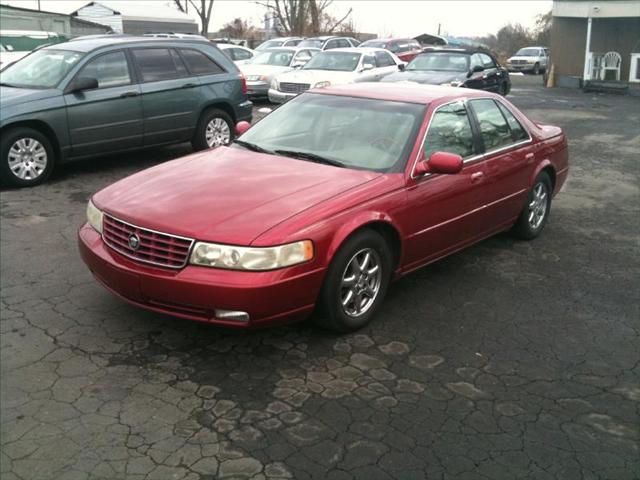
525,153,535,163
119,91,139,98
181,83,198,89
471,171,484,182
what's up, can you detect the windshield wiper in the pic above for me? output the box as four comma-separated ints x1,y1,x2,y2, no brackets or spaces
274,149,346,168
0,82,18,88
232,139,273,154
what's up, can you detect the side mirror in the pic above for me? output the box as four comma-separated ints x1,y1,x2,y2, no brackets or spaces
235,121,251,136
69,76,98,93
467,65,484,78
415,151,463,175
361,63,375,72
291,62,304,69
398,63,406,71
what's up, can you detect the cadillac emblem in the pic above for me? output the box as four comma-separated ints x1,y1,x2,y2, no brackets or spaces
128,234,140,250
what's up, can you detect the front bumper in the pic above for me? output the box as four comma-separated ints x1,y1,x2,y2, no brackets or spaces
78,224,324,328
246,81,269,98
268,88,297,104
507,64,535,72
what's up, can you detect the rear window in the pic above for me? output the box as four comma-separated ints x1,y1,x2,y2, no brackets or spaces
179,48,225,75
132,48,184,82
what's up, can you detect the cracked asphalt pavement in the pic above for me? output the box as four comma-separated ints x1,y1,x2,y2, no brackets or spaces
1,76,639,479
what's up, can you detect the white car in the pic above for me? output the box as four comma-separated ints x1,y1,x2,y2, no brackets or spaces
241,47,320,98
216,43,255,66
506,46,549,74
268,47,404,104
255,37,304,51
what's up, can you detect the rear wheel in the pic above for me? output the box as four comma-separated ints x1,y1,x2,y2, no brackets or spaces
512,171,552,240
315,230,393,333
192,108,234,151
0,127,55,187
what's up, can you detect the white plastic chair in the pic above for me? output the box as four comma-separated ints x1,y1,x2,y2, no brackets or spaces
600,51,621,81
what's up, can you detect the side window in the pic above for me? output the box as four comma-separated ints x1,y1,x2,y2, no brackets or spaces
170,49,188,76
325,40,339,50
362,55,375,68
132,48,183,82
470,99,513,151
336,39,351,48
78,51,131,89
179,48,225,75
375,51,395,67
496,102,529,141
470,53,483,69
388,42,400,53
480,53,496,68
294,50,312,62
423,102,475,160
233,48,253,60
410,40,422,50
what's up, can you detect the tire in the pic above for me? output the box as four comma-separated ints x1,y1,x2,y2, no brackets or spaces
0,127,55,188
315,230,393,333
512,171,552,240
533,63,540,75
192,108,234,151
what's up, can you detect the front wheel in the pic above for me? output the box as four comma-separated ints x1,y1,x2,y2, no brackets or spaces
533,63,541,75
192,108,234,151
315,230,393,333
512,172,552,240
0,127,55,187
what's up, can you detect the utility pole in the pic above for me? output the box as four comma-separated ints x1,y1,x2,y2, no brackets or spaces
437,23,441,35
37,0,41,10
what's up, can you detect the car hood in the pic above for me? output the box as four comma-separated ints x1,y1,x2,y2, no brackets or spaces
242,63,290,77
277,69,356,85
508,56,536,61
381,70,465,84
93,146,381,245
0,86,60,107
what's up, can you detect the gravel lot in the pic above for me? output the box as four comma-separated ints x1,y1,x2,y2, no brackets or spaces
1,75,639,480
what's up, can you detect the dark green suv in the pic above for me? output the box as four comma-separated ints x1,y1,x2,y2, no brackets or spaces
0,36,252,187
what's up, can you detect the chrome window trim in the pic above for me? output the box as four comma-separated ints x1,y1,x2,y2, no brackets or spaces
410,96,533,180
102,213,195,269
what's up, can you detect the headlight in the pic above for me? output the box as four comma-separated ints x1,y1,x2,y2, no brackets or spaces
314,81,331,88
270,78,279,90
190,240,314,270
86,199,103,233
526,59,535,64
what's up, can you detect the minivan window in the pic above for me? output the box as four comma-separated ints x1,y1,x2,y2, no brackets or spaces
132,48,183,82
0,49,83,89
179,49,225,75
78,51,131,89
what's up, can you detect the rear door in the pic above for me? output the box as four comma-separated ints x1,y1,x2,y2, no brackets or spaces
467,98,535,230
64,50,143,157
131,47,200,146
402,101,487,269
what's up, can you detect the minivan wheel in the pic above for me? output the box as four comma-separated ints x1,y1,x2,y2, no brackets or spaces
512,171,552,240
1,127,55,187
192,108,234,150
315,230,393,333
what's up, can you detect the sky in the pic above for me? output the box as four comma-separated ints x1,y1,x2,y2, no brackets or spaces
3,0,552,38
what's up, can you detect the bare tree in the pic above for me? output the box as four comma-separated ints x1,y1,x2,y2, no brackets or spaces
220,18,259,39
174,0,215,37
256,0,352,36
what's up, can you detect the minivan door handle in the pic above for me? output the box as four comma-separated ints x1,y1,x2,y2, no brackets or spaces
119,91,139,98
181,83,198,89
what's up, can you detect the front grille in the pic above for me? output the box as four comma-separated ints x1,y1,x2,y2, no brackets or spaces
279,82,310,94
511,60,527,65
102,215,194,269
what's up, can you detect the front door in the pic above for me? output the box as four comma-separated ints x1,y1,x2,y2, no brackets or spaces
64,50,143,158
131,47,201,146
401,101,487,271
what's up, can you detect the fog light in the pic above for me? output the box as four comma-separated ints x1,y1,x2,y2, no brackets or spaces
214,309,250,322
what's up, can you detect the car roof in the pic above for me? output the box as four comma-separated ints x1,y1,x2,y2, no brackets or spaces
318,47,378,54
264,36,302,41
45,35,211,52
310,82,498,105
420,47,487,55
263,46,320,52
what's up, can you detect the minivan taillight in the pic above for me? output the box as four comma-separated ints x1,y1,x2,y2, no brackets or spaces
239,73,247,95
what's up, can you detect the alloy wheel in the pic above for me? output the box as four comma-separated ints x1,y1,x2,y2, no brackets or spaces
528,182,548,229
340,248,382,317
7,138,48,181
205,118,231,148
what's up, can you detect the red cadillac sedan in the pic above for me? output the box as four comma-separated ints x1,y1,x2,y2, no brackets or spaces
79,83,568,332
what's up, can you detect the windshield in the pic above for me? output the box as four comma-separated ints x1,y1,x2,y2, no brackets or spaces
303,51,361,71
360,40,387,49
257,39,284,50
236,93,425,173
298,38,324,49
0,49,83,88
515,48,540,56
407,53,469,72
252,49,294,66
